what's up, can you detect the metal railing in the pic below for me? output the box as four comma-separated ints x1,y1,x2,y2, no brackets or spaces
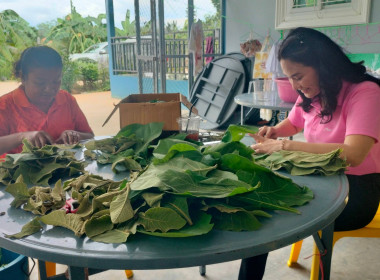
110,29,221,79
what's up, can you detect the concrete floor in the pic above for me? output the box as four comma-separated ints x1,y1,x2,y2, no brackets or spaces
28,235,380,280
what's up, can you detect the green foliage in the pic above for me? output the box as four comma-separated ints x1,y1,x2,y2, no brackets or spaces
116,10,135,37
0,9,37,80
61,55,80,93
5,124,317,243
46,10,107,55
0,139,85,186
74,59,98,90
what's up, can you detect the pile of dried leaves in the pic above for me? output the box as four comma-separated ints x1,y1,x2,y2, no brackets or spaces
4,124,314,243
253,149,348,175
0,140,85,186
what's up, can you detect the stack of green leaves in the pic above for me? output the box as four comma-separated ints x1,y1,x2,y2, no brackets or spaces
0,139,86,186
5,124,314,244
84,122,164,173
253,149,348,176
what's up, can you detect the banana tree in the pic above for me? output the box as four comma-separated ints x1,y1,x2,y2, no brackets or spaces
45,10,107,55
0,9,37,79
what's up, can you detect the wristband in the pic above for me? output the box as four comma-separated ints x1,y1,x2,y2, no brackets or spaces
281,139,287,150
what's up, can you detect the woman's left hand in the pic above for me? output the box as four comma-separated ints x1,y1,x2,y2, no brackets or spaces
250,134,283,154
56,130,80,145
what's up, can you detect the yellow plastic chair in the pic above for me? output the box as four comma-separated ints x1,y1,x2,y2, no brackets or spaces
287,205,380,280
38,261,134,279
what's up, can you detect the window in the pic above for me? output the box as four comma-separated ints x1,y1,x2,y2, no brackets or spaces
275,0,371,30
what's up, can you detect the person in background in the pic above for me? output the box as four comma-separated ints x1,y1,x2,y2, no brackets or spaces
239,27,380,280
0,45,94,155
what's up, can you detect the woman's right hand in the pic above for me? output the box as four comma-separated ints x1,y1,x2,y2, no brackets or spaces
23,131,53,148
256,126,278,139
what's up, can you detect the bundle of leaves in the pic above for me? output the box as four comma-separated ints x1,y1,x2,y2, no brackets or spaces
0,140,86,186
5,175,65,215
253,149,348,176
6,125,313,243
84,122,165,173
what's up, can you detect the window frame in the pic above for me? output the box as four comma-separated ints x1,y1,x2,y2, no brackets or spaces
275,0,372,30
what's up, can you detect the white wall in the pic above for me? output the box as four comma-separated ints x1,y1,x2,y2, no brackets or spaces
225,0,380,54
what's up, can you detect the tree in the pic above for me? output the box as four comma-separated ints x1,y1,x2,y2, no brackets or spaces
116,9,136,37
45,9,107,56
0,9,37,79
37,20,57,40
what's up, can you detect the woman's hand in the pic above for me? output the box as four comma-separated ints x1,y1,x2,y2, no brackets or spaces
23,131,54,148
250,134,284,154
256,126,278,139
56,130,80,145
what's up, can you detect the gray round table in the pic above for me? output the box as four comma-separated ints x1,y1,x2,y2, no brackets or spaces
234,93,295,125
0,157,348,280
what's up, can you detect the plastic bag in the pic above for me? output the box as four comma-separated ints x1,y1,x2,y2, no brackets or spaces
253,35,272,79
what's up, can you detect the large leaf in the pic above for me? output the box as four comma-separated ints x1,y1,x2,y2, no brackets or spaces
139,212,213,237
159,169,255,198
138,207,186,232
212,211,263,231
110,186,134,224
130,157,212,191
220,154,313,213
5,217,42,239
40,210,84,236
221,124,259,142
162,195,192,225
89,228,131,243
203,141,254,160
84,215,114,238
5,175,30,208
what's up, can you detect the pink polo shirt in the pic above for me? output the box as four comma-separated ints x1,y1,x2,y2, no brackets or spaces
288,80,380,175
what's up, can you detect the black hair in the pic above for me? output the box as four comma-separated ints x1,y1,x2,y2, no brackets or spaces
14,46,63,80
278,27,380,123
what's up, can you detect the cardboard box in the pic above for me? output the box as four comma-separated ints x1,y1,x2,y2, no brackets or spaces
103,93,198,131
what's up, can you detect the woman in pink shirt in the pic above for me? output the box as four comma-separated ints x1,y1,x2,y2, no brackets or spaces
239,27,380,280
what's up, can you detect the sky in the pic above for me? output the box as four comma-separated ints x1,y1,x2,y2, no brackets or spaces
1,0,217,29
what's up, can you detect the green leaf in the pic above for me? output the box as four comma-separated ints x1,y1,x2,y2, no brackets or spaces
212,210,263,231
162,195,192,225
130,157,211,191
138,207,186,232
221,124,259,142
141,192,164,207
40,210,84,236
158,169,254,198
139,212,213,237
89,229,131,243
5,217,42,239
85,215,114,238
110,185,134,224
5,175,30,208
203,141,254,160
153,139,200,159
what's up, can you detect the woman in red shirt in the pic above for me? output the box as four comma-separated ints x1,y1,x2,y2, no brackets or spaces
0,46,94,155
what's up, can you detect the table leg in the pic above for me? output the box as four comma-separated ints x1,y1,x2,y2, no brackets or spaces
241,105,244,125
38,260,48,280
313,222,334,280
67,266,87,280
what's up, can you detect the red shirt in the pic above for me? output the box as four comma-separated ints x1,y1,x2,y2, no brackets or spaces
0,86,93,154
